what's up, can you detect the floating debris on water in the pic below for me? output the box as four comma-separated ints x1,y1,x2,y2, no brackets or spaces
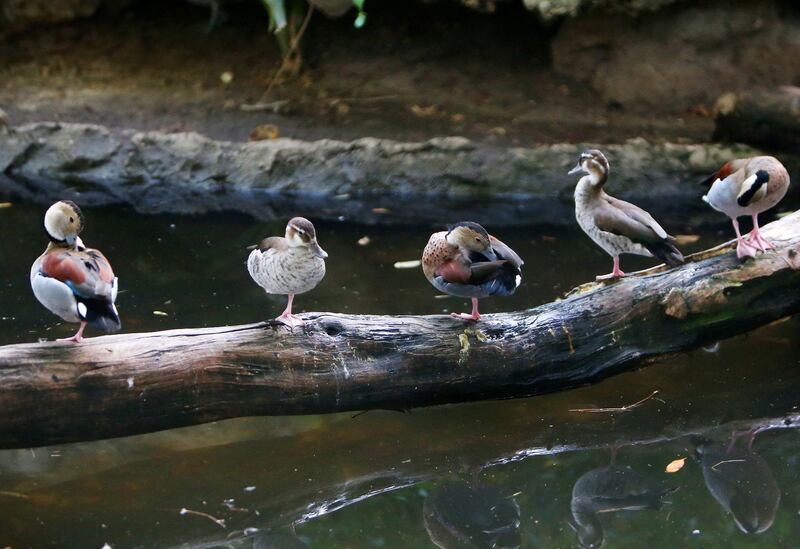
393,260,421,269
152,311,168,316
358,236,371,246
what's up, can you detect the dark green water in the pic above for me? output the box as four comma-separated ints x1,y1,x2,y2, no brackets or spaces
0,203,798,548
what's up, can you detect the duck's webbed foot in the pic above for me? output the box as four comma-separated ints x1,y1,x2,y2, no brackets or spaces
451,297,481,322
57,322,86,343
276,313,305,328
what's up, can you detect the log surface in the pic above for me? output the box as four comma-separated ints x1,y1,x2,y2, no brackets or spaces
0,212,799,449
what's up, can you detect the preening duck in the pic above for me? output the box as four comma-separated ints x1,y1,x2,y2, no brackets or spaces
30,201,120,343
247,217,327,328
701,156,790,259
422,221,523,322
569,149,684,280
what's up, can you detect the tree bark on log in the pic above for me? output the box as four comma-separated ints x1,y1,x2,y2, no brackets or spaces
0,211,799,449
714,86,800,153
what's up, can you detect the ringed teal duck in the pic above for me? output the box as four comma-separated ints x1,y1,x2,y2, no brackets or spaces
701,156,790,259
247,217,327,328
422,221,523,322
30,201,120,343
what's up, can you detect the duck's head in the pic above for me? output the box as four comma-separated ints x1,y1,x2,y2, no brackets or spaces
446,221,497,260
568,149,610,185
44,200,84,248
285,217,328,258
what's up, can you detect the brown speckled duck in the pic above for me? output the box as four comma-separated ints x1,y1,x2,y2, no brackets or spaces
569,149,684,280
30,201,120,343
701,156,790,259
247,217,327,328
422,221,523,322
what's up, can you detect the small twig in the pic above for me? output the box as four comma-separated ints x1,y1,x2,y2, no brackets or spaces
562,324,575,354
179,507,226,528
569,390,660,414
262,4,314,101
711,459,747,471
0,490,30,500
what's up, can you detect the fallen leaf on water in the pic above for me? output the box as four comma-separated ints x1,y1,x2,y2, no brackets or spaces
220,71,234,84
665,457,686,473
674,234,700,245
357,236,371,246
372,207,391,214
152,310,169,316
394,260,421,269
410,104,438,117
0,202,12,209
249,124,279,141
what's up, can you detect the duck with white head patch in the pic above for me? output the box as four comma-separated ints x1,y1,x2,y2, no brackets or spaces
422,221,523,322
30,201,120,343
701,156,790,259
247,217,327,328
569,149,684,280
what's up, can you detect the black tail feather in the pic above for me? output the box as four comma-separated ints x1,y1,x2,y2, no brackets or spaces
481,261,522,296
646,239,684,268
80,297,121,333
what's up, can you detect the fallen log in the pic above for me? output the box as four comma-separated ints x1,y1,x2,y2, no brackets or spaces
0,211,799,449
714,86,800,153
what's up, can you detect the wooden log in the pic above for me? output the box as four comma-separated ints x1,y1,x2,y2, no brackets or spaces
714,86,800,153
0,211,799,449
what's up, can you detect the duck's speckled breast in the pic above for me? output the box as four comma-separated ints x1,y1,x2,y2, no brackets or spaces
248,247,326,295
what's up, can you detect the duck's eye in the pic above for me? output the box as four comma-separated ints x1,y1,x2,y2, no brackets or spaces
69,217,74,223
475,237,481,242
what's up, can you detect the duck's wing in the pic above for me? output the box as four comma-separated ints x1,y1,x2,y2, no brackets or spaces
489,235,524,268
599,196,671,242
247,236,288,252
41,248,117,300
39,247,120,332
596,197,684,266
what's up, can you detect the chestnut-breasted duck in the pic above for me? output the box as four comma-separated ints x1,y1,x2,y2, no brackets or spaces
30,201,120,343
247,217,327,328
701,156,790,259
569,149,684,280
422,221,523,322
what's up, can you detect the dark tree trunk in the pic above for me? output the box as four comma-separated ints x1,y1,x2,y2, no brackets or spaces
714,86,800,153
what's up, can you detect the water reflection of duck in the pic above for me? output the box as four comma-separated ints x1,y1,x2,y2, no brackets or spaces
694,434,780,534
571,464,676,549
423,481,521,549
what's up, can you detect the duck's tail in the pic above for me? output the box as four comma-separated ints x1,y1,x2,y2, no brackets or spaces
80,297,121,333
645,238,684,268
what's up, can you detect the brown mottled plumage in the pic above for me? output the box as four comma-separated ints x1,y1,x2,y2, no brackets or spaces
422,221,523,321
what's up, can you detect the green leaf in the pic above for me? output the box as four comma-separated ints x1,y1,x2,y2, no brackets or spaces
354,11,366,28
261,0,287,32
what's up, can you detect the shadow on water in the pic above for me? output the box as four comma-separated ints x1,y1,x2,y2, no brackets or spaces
0,203,798,547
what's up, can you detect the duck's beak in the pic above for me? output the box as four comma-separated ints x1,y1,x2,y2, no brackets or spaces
484,247,498,261
568,162,585,176
65,234,77,248
310,241,328,259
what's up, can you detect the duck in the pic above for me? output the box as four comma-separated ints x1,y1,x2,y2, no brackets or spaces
423,481,521,549
422,221,523,322
30,201,120,343
247,217,327,328
694,433,780,534
568,149,684,280
700,156,790,259
571,464,676,548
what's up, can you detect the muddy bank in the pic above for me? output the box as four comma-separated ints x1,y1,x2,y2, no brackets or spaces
1,121,777,227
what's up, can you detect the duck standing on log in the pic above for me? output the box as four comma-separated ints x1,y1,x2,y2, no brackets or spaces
422,221,523,322
568,149,684,280
247,217,328,328
30,201,120,343
701,156,790,259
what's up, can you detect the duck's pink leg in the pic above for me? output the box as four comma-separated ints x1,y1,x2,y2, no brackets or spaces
746,214,774,252
733,218,757,259
276,294,305,328
57,321,86,343
596,256,626,281
452,297,481,321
